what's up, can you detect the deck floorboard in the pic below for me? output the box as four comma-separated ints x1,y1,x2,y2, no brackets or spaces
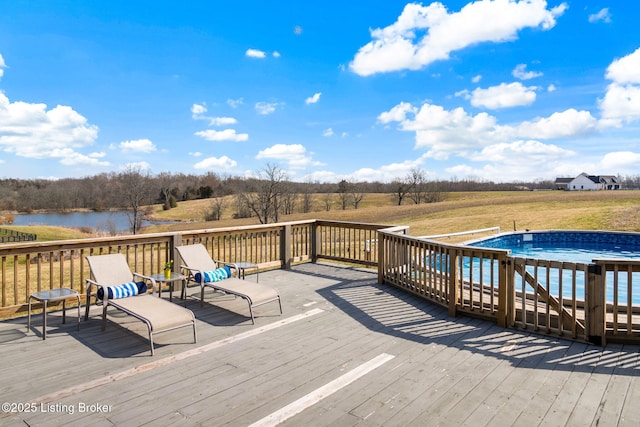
1,262,638,426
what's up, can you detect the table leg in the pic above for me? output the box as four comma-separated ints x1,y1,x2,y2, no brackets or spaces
27,297,32,332
42,300,47,340
76,294,81,331
62,299,67,324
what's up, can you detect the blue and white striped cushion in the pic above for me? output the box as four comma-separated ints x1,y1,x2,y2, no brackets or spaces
194,266,232,283
97,281,147,300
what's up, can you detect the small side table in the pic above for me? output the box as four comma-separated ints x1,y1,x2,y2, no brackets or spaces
28,288,81,340
150,272,186,302
235,262,259,282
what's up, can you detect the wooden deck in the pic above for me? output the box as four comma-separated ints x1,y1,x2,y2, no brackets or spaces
1,262,639,426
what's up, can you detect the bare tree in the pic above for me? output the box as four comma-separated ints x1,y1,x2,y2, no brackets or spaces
238,164,287,224
322,193,333,211
407,167,427,204
281,182,298,215
158,172,175,210
301,180,314,213
390,178,411,206
337,180,350,210
204,197,225,221
118,166,152,234
350,182,364,209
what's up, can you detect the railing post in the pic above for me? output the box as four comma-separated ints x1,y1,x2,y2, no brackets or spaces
377,230,385,284
281,224,292,270
170,233,182,273
497,256,509,328
311,221,320,263
587,263,606,345
448,249,458,317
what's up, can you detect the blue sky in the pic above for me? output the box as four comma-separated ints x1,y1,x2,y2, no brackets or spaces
1,0,640,183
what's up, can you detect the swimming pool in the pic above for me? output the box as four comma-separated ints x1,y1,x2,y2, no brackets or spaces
466,231,640,305
467,230,640,262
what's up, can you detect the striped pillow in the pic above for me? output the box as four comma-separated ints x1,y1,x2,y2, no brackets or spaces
194,266,232,283
97,281,147,300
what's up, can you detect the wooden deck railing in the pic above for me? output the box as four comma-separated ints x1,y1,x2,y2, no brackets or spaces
3,218,639,346
378,226,640,346
0,219,392,318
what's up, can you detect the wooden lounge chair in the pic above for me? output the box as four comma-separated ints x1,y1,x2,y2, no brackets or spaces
84,253,197,355
175,244,282,324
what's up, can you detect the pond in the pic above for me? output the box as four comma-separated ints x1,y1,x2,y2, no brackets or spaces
11,211,170,232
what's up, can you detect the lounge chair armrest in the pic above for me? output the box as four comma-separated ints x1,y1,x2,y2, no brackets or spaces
85,278,111,303
217,261,239,277
134,272,157,295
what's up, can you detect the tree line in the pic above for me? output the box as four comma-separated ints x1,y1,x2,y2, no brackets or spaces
1,166,638,231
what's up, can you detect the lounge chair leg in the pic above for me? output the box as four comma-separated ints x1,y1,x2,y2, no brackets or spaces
193,323,197,344
249,305,255,325
149,331,154,356
84,291,91,321
101,304,108,331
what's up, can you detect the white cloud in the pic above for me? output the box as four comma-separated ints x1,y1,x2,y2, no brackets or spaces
605,47,640,85
600,48,640,126
323,128,334,137
377,102,418,124
512,64,543,80
227,98,243,108
118,138,156,153
256,143,323,169
195,129,249,142
472,75,482,83
600,151,640,170
305,92,322,105
516,109,597,138
547,84,556,92
273,51,281,58
349,0,567,76
208,117,238,126
57,150,108,166
0,92,102,166
379,101,597,160
469,82,537,109
191,103,207,117
445,140,576,182
589,8,611,23
188,151,202,157
191,103,238,126
350,158,425,182
194,155,237,170
255,101,280,115
0,54,5,78
246,48,266,58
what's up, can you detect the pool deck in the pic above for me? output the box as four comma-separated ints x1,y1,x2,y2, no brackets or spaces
1,262,639,426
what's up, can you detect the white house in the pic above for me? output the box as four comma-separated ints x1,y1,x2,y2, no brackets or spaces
559,172,621,191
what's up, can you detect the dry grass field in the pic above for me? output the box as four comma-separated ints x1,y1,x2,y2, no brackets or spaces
147,190,640,237
2,190,639,241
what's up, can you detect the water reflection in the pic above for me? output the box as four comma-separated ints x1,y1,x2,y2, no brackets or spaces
12,211,169,232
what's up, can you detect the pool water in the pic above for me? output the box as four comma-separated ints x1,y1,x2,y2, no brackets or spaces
466,231,640,305
504,243,640,263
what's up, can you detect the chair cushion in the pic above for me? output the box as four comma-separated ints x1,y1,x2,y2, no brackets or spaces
97,281,147,300
194,266,232,283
